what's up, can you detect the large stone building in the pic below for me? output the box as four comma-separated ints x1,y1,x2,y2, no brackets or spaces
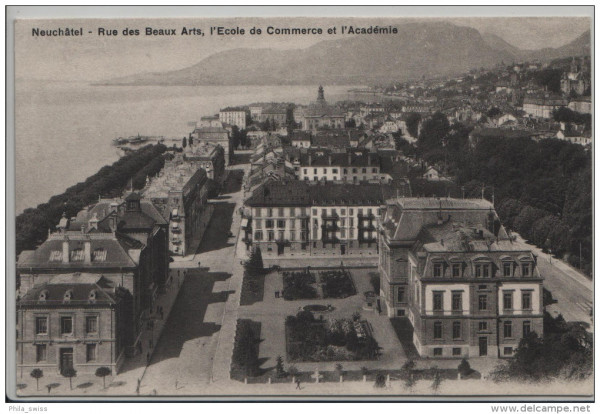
17,194,169,371
17,273,130,376
183,142,226,191
243,181,387,259
378,197,543,359
522,96,567,119
560,57,591,96
301,86,346,131
219,107,248,129
191,126,233,166
142,155,213,256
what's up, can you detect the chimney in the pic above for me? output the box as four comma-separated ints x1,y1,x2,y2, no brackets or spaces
62,239,69,263
328,154,332,166
308,154,312,166
84,239,92,263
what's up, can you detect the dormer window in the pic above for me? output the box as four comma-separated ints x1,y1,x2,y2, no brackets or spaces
49,251,63,262
63,290,73,302
433,263,443,277
452,263,461,277
522,263,531,277
92,248,107,262
38,290,49,301
503,262,513,277
70,248,84,262
88,290,97,302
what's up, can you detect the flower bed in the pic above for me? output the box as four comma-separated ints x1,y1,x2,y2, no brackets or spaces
285,310,380,362
320,270,356,299
282,271,317,300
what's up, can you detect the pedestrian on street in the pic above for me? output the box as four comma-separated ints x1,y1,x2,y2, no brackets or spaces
47,385,51,394
295,378,301,390
146,352,151,365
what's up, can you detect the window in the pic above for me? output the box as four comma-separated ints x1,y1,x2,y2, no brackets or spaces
522,264,531,276
482,264,490,278
453,322,461,339
349,209,354,215
303,169,307,175
349,218,354,226
340,229,346,238
397,287,406,303
503,321,513,338
372,168,377,173
362,168,367,173
503,347,513,356
478,321,488,331
478,295,488,311
290,208,296,217
49,250,62,262
36,345,47,362
433,322,442,339
265,220,274,228
267,208,273,217
92,248,107,262
70,248,84,261
523,321,531,337
452,292,462,311
277,220,286,228
452,348,462,356
503,262,512,277
86,344,97,362
452,263,461,277
268,231,274,241
301,231,307,241
278,231,284,241
61,316,73,335
433,292,443,311
255,219,262,229
323,168,327,174
312,209,317,216
35,317,48,335
332,169,338,174
255,209,262,218
278,208,284,217
254,231,263,240
503,292,513,310
522,292,532,310
475,264,482,278
290,231,296,241
433,263,442,277
433,348,443,356
478,285,488,290
86,316,98,334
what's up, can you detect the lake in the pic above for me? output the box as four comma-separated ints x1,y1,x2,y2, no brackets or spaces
15,81,361,214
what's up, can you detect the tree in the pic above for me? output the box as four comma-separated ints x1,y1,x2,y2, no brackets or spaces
62,367,77,390
458,359,472,378
405,113,421,138
418,111,450,155
430,367,442,392
404,372,416,391
30,368,43,391
487,106,502,118
288,365,299,378
182,137,187,148
95,367,112,389
244,247,264,277
188,135,194,146
374,373,386,388
275,355,286,378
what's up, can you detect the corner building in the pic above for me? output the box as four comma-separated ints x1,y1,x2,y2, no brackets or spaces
379,198,543,358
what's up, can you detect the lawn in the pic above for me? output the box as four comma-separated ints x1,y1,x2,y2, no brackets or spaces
282,269,356,300
285,310,380,362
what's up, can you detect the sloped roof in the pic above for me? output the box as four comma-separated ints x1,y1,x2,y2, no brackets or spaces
19,275,118,306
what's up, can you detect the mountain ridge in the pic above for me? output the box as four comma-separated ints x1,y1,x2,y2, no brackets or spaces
100,23,590,86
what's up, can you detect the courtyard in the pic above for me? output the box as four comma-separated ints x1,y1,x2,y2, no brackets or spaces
235,268,411,381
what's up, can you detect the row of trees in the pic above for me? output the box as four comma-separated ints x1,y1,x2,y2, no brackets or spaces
16,144,168,256
415,112,592,274
29,366,112,391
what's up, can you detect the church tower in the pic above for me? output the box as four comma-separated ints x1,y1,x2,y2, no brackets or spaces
317,85,325,104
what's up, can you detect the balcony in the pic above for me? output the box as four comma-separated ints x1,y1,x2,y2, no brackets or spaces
321,223,340,231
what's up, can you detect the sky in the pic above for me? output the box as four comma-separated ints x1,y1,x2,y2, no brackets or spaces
14,16,591,82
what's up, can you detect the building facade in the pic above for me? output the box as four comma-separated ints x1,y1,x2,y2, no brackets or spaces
16,273,131,376
219,108,248,129
301,86,346,131
522,96,567,119
378,197,544,359
143,156,213,256
191,126,233,166
244,181,384,258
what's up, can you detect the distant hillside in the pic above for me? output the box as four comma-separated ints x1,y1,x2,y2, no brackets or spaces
102,23,590,86
527,30,591,61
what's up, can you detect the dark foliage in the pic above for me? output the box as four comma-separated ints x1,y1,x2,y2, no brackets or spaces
282,271,318,300
231,319,261,378
491,313,593,382
320,270,356,299
16,144,167,256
